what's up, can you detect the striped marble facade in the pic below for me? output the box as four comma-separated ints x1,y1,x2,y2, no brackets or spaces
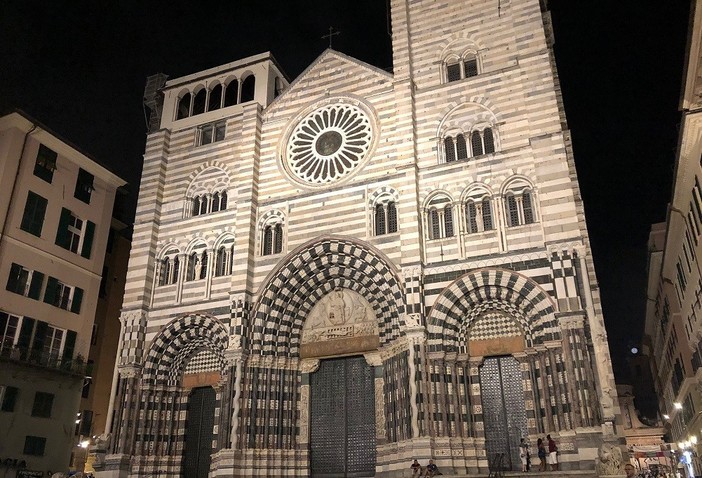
100,0,621,477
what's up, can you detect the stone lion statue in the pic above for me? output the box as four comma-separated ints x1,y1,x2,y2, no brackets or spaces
596,443,623,476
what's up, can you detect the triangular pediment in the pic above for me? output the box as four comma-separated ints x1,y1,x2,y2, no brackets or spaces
265,49,394,116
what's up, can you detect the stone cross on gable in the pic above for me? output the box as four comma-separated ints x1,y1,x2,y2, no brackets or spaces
322,26,340,49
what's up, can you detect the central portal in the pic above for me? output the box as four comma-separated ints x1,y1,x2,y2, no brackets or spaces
310,356,376,477
479,356,528,471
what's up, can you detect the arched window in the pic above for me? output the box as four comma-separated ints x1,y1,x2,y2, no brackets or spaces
444,52,480,83
465,196,493,233
192,89,206,116
274,224,283,254
262,222,284,256
446,61,462,82
483,127,495,153
456,134,468,160
375,203,386,235
208,84,222,111
186,252,198,281
224,79,239,107
241,75,255,103
444,137,456,163
504,188,536,227
158,252,180,286
373,200,398,236
387,202,397,233
444,204,454,237
200,251,208,279
464,54,478,78
189,190,228,218
177,93,191,120
215,246,232,277
429,209,441,240
471,131,484,156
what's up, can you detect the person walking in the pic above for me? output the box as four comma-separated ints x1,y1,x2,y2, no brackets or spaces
537,437,547,471
547,434,558,471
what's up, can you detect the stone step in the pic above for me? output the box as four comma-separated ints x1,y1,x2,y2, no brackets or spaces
449,471,597,478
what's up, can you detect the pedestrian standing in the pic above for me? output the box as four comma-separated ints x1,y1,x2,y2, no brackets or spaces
547,434,558,471
520,438,529,472
537,437,547,471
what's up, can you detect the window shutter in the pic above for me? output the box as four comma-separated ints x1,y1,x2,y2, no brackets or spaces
81,221,95,258
17,317,35,353
70,287,83,314
55,208,72,249
44,276,58,305
31,320,48,361
375,203,386,235
62,330,77,364
444,205,454,237
387,202,398,233
6,263,21,293
28,271,44,300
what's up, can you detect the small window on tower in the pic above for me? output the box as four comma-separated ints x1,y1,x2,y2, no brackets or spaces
198,121,226,146
464,56,478,78
446,63,461,82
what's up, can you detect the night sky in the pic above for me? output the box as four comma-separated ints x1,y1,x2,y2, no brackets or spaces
0,0,692,380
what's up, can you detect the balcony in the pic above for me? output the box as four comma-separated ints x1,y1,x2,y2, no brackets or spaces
0,346,86,375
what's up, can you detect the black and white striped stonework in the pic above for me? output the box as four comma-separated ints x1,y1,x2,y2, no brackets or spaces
251,237,405,356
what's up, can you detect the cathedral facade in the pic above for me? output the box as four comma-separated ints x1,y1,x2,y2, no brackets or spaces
101,1,621,476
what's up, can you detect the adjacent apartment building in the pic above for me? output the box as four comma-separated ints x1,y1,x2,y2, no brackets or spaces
0,112,126,477
644,0,702,476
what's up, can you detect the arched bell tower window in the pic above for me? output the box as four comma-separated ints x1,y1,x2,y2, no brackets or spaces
241,75,256,103
425,194,455,240
464,189,494,234
503,179,537,227
208,84,222,111
158,248,180,286
177,93,191,120
374,201,398,236
261,213,285,256
224,79,239,107
192,88,207,116
444,50,481,83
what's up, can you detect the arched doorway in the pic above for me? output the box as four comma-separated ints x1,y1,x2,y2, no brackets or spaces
479,356,527,470
183,386,216,478
309,356,376,477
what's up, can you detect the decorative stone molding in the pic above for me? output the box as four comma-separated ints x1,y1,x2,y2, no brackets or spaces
299,358,320,374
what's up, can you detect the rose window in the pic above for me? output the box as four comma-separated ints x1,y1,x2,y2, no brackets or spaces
286,103,373,185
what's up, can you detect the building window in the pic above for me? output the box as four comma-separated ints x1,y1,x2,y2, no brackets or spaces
33,144,57,183
215,245,234,277
23,436,46,456
427,206,455,239
240,75,256,103
6,263,44,300
208,84,223,111
224,79,239,107
0,385,18,412
197,121,226,146
177,93,191,120
44,277,83,313
190,190,228,217
186,251,208,281
262,223,284,256
0,313,20,355
31,392,54,418
465,197,493,233
374,201,398,236
192,88,206,116
74,168,94,204
445,53,480,82
158,251,180,286
56,208,95,258
505,190,536,227
21,191,48,237
442,128,496,164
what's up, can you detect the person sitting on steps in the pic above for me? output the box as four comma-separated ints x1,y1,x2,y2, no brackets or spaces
410,459,422,477
424,459,441,477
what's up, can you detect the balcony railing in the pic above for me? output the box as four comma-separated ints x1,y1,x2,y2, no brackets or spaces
0,346,86,375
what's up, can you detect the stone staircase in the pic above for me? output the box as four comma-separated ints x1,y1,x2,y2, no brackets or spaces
449,471,598,478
